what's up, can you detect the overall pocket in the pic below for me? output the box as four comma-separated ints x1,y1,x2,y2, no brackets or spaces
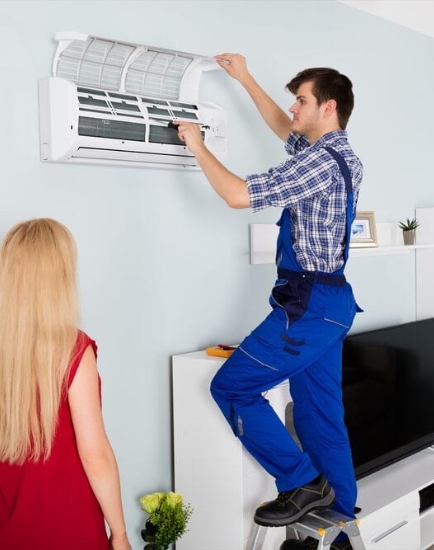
271,277,314,329
322,288,357,334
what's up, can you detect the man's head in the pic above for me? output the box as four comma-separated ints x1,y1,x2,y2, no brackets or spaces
286,68,354,134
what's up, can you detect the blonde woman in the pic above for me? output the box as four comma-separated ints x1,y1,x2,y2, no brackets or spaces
0,218,132,550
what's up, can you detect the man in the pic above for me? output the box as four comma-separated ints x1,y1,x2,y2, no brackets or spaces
176,54,363,550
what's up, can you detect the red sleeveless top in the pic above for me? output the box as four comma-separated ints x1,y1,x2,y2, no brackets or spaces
0,331,109,550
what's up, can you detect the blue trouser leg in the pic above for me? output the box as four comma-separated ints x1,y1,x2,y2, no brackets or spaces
290,343,357,516
210,282,357,517
211,346,319,490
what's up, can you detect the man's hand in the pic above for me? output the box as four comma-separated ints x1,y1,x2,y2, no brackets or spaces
175,121,205,155
215,53,251,85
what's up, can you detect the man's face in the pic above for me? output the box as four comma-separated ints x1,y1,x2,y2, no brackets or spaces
289,81,323,141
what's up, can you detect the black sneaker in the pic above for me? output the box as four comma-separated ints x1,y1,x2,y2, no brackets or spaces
254,475,335,527
280,536,353,550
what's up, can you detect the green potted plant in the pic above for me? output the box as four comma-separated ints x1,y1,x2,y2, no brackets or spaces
398,218,419,245
140,491,193,550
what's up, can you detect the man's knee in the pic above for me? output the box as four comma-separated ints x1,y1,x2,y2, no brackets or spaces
210,369,227,403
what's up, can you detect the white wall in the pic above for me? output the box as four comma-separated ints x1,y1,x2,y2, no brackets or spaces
1,1,433,547
339,0,434,38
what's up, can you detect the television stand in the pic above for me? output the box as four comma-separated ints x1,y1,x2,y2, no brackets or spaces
357,450,434,549
172,350,434,550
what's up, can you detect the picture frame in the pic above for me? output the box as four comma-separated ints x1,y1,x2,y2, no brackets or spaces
350,211,378,248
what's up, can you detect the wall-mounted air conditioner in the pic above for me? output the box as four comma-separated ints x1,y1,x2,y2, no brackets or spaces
38,32,226,169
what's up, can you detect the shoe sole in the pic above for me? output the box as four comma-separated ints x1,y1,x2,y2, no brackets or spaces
254,488,336,527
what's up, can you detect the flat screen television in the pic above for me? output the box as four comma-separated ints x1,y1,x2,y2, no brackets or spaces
341,318,434,479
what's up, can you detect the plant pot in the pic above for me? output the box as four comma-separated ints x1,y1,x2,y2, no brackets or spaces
403,229,416,245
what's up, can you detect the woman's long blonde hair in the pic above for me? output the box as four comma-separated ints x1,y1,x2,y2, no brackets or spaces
0,218,79,464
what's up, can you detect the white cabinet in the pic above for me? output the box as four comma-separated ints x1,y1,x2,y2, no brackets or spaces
358,492,420,550
356,449,434,550
172,350,434,550
172,350,289,550
421,506,434,549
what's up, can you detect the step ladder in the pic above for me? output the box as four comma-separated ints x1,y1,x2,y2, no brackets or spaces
248,509,366,550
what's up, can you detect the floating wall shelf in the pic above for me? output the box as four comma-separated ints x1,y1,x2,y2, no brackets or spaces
249,221,434,265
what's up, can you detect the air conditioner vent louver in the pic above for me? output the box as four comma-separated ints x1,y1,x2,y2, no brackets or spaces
39,32,226,170
79,96,109,108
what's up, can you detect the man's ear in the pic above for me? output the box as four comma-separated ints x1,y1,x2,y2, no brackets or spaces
323,99,337,119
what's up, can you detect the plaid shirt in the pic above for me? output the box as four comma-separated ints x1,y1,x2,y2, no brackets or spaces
246,130,363,272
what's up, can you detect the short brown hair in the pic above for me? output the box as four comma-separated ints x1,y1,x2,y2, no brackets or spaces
286,68,354,129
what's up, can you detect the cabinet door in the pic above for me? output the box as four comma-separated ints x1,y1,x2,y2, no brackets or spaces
420,506,434,549
359,492,420,550
366,512,419,550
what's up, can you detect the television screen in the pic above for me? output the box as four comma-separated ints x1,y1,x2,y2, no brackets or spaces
342,318,434,479
285,318,434,480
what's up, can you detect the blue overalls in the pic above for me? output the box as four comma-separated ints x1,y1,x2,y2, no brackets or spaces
210,147,359,517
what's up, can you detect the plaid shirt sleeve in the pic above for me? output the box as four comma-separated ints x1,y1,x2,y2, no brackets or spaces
285,133,310,155
246,134,337,212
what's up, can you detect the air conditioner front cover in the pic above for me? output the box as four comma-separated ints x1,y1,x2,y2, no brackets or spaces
39,32,226,169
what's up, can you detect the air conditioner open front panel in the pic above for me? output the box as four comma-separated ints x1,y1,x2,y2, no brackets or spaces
53,32,219,104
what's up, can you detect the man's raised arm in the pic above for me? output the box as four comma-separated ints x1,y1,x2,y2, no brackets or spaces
215,53,293,142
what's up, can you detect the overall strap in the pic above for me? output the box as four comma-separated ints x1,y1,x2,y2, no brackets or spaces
323,146,352,194
323,146,354,270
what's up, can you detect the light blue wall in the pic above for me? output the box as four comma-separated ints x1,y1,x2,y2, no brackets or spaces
1,1,433,546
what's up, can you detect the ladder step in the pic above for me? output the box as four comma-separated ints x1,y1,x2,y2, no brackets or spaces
289,511,342,546
249,509,366,550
